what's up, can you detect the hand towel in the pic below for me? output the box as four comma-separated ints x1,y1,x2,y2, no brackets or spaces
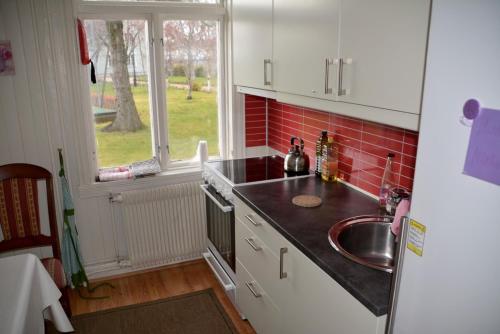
391,199,411,236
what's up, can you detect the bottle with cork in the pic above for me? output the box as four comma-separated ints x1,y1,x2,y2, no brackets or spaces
315,130,328,176
321,136,339,182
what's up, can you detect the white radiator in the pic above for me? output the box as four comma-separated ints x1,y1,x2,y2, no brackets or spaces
119,181,207,269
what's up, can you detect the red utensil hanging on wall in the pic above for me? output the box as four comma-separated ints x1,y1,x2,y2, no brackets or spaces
77,18,96,84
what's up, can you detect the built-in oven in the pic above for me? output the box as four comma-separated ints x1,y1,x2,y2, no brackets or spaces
200,156,301,318
199,184,242,316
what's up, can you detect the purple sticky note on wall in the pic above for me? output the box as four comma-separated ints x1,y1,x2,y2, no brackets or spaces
463,99,500,186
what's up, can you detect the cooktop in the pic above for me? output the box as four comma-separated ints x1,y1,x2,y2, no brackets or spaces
206,155,309,185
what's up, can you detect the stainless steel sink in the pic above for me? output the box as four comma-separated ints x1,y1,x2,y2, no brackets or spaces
328,215,396,273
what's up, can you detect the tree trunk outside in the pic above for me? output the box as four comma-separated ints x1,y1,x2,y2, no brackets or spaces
132,53,137,87
103,21,144,132
185,24,194,100
186,46,193,100
99,48,110,108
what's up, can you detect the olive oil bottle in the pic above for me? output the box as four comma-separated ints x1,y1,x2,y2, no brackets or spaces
315,130,328,176
321,136,339,182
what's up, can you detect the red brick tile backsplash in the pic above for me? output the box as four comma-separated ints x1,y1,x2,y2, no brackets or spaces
245,95,267,147
244,94,418,196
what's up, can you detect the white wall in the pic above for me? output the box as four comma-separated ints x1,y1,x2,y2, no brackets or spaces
0,2,48,167
0,0,79,258
0,0,207,277
393,1,500,333
0,0,122,270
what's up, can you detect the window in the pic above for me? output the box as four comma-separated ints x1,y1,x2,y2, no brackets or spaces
163,20,219,161
80,2,225,173
85,19,153,168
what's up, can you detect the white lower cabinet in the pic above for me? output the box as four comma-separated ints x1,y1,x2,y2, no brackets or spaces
236,259,282,334
280,239,386,334
235,198,386,334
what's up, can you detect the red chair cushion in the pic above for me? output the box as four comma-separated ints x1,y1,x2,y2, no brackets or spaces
0,178,41,240
41,257,67,289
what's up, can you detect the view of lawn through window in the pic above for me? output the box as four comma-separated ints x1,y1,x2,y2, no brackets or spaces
164,20,219,162
85,19,219,168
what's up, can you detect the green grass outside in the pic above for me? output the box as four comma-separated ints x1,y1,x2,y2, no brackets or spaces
116,75,218,87
91,81,219,168
167,76,218,87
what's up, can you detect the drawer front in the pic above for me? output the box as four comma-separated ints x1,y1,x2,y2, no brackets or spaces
236,218,288,305
236,259,281,334
235,199,286,259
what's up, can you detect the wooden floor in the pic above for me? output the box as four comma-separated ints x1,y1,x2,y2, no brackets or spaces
69,260,255,334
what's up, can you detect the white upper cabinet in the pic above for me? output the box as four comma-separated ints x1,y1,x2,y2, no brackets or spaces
337,0,430,114
231,0,431,129
273,0,340,99
232,0,273,89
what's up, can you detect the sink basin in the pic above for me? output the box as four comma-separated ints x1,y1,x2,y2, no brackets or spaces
328,215,396,273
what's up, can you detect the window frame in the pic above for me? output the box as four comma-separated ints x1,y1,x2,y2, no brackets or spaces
156,14,226,170
76,0,228,178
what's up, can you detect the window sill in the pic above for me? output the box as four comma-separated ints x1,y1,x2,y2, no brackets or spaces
79,165,203,199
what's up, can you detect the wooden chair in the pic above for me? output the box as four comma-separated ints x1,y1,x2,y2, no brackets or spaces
0,163,71,317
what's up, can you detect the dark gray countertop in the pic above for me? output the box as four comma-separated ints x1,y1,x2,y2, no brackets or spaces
233,176,391,317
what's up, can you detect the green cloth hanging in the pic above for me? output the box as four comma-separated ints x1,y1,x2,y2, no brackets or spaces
58,149,89,288
58,149,114,299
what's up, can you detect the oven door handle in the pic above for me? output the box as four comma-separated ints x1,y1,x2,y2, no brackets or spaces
203,252,235,292
200,184,234,213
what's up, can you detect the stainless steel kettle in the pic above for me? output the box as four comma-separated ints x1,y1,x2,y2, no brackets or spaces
284,137,310,173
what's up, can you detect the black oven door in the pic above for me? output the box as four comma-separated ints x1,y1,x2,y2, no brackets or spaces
201,184,235,272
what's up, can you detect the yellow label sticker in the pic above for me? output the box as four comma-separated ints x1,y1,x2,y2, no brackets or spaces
407,219,426,257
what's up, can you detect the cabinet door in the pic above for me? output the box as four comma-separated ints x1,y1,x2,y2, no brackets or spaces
232,0,273,89
281,240,386,334
235,200,385,333
338,0,430,114
236,259,282,334
273,0,339,99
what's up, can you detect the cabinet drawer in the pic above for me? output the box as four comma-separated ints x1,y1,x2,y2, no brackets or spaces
236,259,281,334
236,218,288,305
235,198,285,259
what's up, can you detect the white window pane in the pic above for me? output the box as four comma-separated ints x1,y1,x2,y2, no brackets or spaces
85,19,153,168
163,20,220,161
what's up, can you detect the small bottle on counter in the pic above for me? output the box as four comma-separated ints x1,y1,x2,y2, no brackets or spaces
386,188,411,215
315,130,328,176
321,136,338,182
379,153,396,208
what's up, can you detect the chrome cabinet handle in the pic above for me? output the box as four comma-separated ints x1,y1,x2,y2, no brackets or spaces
324,58,334,94
337,58,351,96
264,59,272,86
245,238,262,251
337,58,345,96
279,247,288,279
245,281,262,298
245,214,261,226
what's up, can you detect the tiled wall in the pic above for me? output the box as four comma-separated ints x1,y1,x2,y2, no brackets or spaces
245,95,267,147
244,95,418,196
